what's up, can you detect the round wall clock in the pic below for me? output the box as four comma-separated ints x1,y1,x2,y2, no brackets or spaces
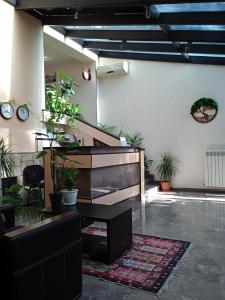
82,67,91,81
190,98,218,124
17,105,29,121
0,102,14,119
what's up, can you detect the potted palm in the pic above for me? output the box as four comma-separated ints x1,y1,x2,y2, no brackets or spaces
155,151,178,192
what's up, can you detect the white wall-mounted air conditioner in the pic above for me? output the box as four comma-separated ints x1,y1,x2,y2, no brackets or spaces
97,61,129,78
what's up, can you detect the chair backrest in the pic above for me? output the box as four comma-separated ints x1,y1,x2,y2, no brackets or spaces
23,165,44,185
1,212,82,300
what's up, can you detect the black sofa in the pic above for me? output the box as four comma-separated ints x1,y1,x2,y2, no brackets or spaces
0,206,82,300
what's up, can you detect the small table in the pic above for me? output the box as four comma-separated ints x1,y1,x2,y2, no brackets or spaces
42,203,132,264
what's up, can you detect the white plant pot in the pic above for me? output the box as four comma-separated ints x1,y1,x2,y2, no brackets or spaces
62,189,78,206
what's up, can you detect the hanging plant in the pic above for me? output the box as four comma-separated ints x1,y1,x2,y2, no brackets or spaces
190,97,218,124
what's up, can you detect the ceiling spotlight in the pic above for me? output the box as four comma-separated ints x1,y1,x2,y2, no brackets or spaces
74,9,79,20
120,40,127,50
145,7,151,19
185,42,191,53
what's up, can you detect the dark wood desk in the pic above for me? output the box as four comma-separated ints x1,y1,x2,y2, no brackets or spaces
42,204,132,264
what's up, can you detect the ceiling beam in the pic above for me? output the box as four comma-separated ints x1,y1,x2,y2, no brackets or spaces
42,12,225,26
15,0,225,10
99,50,186,63
67,30,225,43
83,41,225,55
99,50,225,65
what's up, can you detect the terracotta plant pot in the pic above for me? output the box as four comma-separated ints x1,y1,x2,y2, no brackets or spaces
160,181,171,192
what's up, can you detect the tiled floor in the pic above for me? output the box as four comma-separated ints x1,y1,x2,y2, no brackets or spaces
81,190,225,300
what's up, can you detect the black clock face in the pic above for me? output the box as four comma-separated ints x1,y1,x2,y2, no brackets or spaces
17,106,29,121
0,102,14,119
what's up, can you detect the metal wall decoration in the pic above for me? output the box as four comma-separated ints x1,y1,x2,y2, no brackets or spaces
190,98,218,124
82,67,91,81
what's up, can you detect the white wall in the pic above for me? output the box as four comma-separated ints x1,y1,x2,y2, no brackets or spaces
98,57,225,188
0,1,44,152
45,60,97,124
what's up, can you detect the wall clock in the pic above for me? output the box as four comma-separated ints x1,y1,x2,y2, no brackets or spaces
190,98,218,124
82,67,91,81
17,105,29,121
0,102,14,119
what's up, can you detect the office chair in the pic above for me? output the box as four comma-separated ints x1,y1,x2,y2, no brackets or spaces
23,165,44,205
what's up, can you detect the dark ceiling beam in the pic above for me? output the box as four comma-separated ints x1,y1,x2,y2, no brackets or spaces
15,0,225,10
83,41,225,55
41,12,225,26
99,50,186,63
158,23,190,62
67,30,225,43
84,41,179,52
99,50,225,66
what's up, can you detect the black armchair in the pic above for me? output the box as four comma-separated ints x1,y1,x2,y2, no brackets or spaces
0,210,82,300
23,164,44,205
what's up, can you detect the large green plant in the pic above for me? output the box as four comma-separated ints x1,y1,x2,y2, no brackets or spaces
46,71,81,125
0,138,15,178
155,152,178,182
36,72,81,193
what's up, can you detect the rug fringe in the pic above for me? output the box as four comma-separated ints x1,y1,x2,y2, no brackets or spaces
157,242,194,296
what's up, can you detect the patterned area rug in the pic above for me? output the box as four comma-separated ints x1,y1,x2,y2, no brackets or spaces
82,227,190,294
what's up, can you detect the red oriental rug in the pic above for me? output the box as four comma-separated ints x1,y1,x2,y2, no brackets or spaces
82,227,190,294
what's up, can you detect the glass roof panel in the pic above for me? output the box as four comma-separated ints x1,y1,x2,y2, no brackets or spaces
64,25,160,30
170,25,225,31
155,2,225,13
83,39,122,42
189,53,225,57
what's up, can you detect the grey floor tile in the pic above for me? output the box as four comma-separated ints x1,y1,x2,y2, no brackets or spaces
80,191,225,300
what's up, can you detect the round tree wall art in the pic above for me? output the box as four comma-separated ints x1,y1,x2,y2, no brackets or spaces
190,97,218,124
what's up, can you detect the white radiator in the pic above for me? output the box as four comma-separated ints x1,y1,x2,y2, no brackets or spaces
205,149,225,187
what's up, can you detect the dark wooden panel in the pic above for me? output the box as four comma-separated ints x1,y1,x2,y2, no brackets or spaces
91,163,140,199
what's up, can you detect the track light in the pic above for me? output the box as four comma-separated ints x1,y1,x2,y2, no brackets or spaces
120,40,127,50
185,42,191,53
74,9,79,20
145,7,151,19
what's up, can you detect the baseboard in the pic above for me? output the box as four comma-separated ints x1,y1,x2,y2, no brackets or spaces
172,187,225,194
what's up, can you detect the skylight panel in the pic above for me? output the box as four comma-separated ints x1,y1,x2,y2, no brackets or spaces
189,53,225,58
64,25,160,31
155,2,225,13
170,25,225,31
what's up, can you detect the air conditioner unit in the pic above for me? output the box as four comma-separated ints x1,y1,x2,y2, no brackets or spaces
97,61,129,78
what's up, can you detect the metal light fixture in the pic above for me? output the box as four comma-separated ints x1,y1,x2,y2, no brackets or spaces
120,40,127,50
145,7,151,19
74,9,79,19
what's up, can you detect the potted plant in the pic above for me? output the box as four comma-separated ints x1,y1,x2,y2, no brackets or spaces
144,155,154,184
155,151,178,192
0,137,16,191
35,72,81,211
59,167,79,206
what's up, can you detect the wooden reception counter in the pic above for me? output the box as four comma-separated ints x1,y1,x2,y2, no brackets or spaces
44,146,144,207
